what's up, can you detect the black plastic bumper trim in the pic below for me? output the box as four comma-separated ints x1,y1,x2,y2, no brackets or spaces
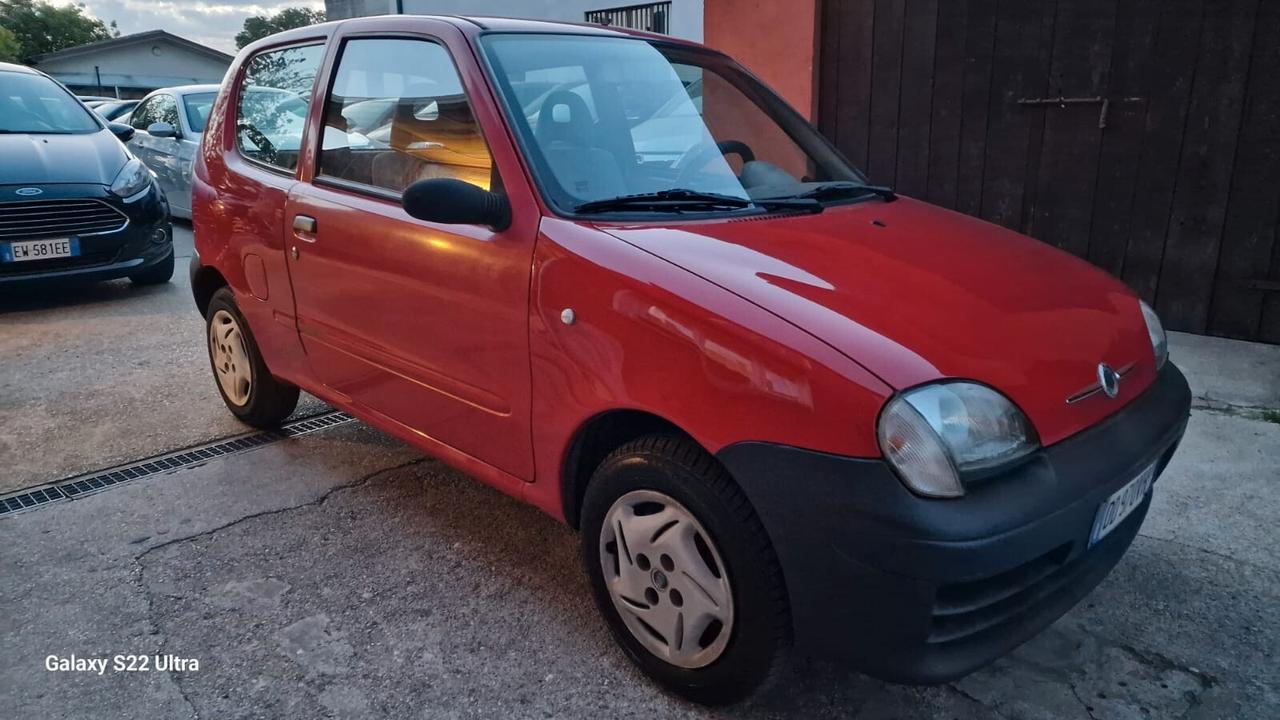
716,362,1191,683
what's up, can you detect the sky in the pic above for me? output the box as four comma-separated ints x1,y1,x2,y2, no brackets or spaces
72,0,326,55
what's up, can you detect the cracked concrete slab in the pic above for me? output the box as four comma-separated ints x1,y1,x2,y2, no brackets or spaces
0,422,418,720
125,455,1275,719
3,411,1277,718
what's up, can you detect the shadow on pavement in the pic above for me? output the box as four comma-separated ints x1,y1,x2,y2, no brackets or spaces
0,279,174,314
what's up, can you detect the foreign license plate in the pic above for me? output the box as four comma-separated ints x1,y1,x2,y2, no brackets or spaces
1089,461,1157,547
1,238,80,263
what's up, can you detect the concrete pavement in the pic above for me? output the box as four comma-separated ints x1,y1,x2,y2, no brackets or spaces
0,223,326,494
1,258,1278,717
3,414,1276,719
1168,331,1280,414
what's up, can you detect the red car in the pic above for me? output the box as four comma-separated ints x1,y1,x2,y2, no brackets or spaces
191,16,1190,704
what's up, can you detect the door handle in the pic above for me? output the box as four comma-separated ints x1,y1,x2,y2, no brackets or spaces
293,215,317,234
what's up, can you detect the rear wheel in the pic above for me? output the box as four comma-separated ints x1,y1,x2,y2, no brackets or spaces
205,287,298,428
581,434,789,705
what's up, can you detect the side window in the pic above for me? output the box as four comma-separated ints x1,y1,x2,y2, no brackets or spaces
153,94,179,128
317,38,493,194
236,44,324,172
130,97,156,129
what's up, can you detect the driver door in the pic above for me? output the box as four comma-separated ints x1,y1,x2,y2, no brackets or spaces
284,29,536,480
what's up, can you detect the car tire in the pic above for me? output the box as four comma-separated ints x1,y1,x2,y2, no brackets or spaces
129,249,175,285
580,434,790,705
205,287,299,428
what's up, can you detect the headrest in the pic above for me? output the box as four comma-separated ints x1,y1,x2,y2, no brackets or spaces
535,90,593,146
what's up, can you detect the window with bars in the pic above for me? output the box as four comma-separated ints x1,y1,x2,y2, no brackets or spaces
585,2,672,35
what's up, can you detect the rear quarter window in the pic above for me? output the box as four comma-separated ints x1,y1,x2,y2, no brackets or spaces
235,44,325,172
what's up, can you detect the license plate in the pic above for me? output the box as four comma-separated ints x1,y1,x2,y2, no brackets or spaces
1,238,80,263
1089,461,1157,547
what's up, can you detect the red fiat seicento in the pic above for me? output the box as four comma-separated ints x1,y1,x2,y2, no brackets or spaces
191,16,1191,704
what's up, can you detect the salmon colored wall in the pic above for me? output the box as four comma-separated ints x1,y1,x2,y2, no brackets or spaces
703,0,819,119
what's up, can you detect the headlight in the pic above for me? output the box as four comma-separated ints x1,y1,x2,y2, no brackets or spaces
877,382,1039,498
109,158,152,198
1140,300,1168,370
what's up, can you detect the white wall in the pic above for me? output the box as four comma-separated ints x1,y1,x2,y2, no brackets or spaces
326,0,704,42
36,40,230,93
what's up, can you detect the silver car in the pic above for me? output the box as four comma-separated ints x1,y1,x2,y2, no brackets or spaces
127,85,219,219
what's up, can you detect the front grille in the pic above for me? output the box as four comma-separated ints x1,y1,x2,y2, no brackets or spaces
929,544,1072,644
0,198,128,242
928,504,1145,646
928,441,1179,647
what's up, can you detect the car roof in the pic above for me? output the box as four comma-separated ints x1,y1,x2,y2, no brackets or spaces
242,15,706,54
0,61,43,76
461,15,701,44
143,84,222,98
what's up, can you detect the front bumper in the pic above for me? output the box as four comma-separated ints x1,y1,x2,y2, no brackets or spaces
0,183,170,287
717,362,1191,684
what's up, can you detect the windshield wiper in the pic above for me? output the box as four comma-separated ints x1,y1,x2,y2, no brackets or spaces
766,181,897,204
574,189,752,214
574,189,823,215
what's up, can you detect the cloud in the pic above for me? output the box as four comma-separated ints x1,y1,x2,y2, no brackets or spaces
69,0,326,54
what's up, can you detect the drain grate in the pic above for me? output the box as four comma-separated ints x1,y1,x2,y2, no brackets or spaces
0,410,355,518
278,411,354,437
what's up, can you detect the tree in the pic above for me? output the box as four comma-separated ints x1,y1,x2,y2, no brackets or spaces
235,7,326,49
0,0,118,61
0,25,20,62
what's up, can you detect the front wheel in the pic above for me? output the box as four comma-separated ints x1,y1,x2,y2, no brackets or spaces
580,435,790,705
205,287,299,428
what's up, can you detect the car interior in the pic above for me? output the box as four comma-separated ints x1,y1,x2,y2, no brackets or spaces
482,36,836,210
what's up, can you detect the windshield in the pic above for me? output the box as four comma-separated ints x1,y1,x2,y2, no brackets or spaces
93,100,136,121
480,34,864,214
0,71,101,134
183,92,218,133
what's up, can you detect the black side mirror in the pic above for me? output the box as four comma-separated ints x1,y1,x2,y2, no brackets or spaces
402,178,511,231
107,122,134,142
147,121,178,139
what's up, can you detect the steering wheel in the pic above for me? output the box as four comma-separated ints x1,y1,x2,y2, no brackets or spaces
674,139,756,184
237,123,276,157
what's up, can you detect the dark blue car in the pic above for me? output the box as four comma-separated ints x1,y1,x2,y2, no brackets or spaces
1,62,172,288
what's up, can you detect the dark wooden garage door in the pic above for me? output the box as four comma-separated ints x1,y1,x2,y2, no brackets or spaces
817,0,1280,342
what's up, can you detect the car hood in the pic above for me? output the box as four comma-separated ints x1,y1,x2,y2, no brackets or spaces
597,198,1160,446
0,130,127,187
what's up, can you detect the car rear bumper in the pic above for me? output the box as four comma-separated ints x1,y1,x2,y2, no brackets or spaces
0,183,170,287
716,362,1191,684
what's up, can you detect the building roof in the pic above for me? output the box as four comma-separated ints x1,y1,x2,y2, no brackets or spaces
29,30,234,65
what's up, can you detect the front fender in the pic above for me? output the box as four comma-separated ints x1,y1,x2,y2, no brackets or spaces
523,218,892,520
